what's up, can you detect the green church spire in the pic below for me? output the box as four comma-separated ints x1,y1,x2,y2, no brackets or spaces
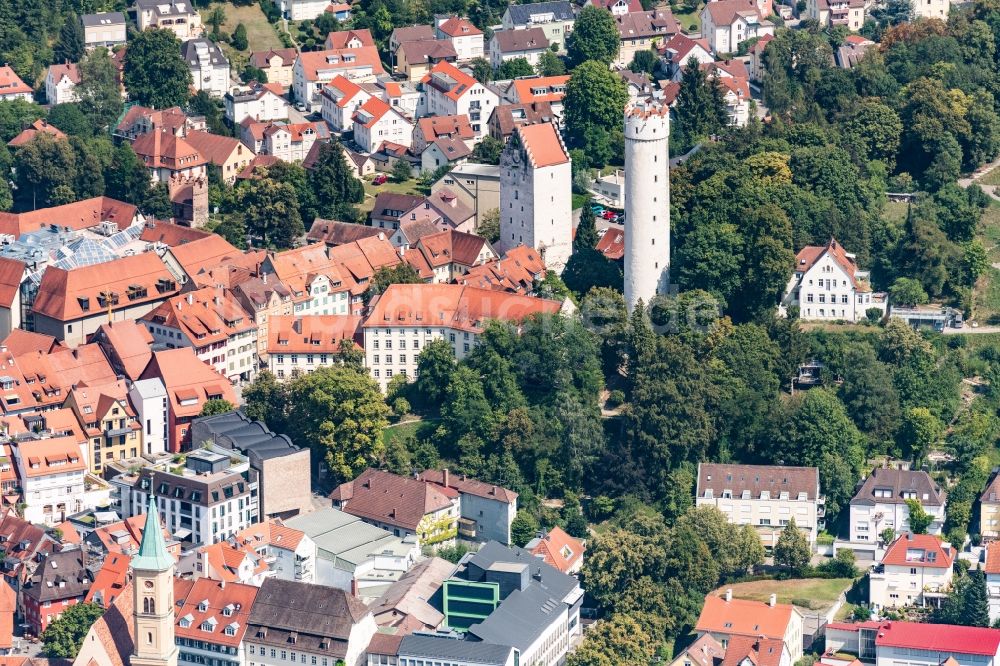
131,498,173,572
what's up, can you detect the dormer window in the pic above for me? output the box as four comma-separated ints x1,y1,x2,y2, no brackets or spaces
198,599,209,612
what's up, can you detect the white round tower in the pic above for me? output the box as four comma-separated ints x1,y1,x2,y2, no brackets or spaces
623,101,670,313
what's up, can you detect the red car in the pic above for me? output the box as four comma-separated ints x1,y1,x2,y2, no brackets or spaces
373,174,388,185
601,210,617,220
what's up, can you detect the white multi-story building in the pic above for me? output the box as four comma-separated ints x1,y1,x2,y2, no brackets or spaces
320,75,372,132
869,533,953,611
278,0,331,20
134,0,203,40
913,0,949,20
11,436,87,526
82,12,127,50
490,28,550,69
45,63,80,105
266,315,363,381
182,39,230,99
623,101,670,312
128,378,169,457
806,0,865,31
849,468,947,544
986,542,1000,623
700,0,774,55
362,283,564,391
141,288,258,384
825,620,1000,666
292,42,386,113
352,97,413,153
781,238,888,323
224,82,289,126
421,61,499,136
501,1,576,53
696,463,823,549
435,17,484,61
498,122,572,271
115,448,259,546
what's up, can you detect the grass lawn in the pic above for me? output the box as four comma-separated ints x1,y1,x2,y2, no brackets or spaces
980,166,1000,187
381,418,439,447
673,3,704,33
714,578,853,610
360,177,423,212
972,202,1000,322
201,2,283,53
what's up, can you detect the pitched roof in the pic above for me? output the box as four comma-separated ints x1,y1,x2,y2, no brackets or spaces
183,130,250,166
492,28,549,52
391,25,436,44
0,579,13,650
83,580,134,666
233,519,306,553
173,577,259,647
365,283,562,334
0,196,137,239
492,101,556,137
139,348,237,419
675,634,725,666
851,467,946,507
525,526,584,573
697,463,819,500
87,514,173,558
142,287,254,347
721,636,785,666
132,129,207,170
457,245,546,294
266,314,363,353
323,74,365,107
354,96,395,128
596,227,624,260
14,436,86,479
419,469,517,503
510,76,570,105
590,0,643,11
506,1,576,25
331,468,458,531
398,39,457,64
47,63,81,85
296,47,385,82
249,47,298,68
794,238,865,290
325,28,375,48
702,58,750,79
23,549,91,603
873,621,1000,656
7,119,67,148
695,594,797,641
418,115,475,143
880,533,953,569
704,0,765,25
661,33,713,64
84,552,130,607
0,258,25,309
614,9,680,39
437,16,482,37
370,557,453,630
0,66,32,97
306,219,383,246
0,329,57,356
81,11,127,26
511,122,569,168
422,61,479,102
94,320,154,380
139,219,212,246
266,236,404,300
985,541,1000,574
32,252,179,322
166,234,243,278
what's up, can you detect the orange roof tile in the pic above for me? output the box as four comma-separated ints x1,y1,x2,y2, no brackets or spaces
695,594,796,641
183,130,251,166
267,314,363,353
94,320,154,380
14,436,85,479
325,28,375,48
986,542,1000,574
354,96,393,128
7,119,68,148
0,259,26,309
139,219,212,246
0,196,137,239
85,552,130,607
0,329,58,356
296,47,385,82
132,129,207,170
422,61,479,102
0,66,32,97
511,75,569,104
596,227,624,260
880,533,953,569
173,578,258,647
142,287,254,348
139,348,237,419
323,75,365,107
527,526,584,573
417,115,474,142
166,234,243,278
437,16,482,37
87,580,135,666
513,122,569,168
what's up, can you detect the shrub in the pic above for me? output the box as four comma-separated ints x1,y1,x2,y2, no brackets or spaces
606,390,625,408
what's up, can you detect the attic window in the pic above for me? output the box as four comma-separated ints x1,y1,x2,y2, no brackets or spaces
197,600,209,612
78,297,91,312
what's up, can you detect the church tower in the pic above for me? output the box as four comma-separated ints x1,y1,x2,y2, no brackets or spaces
623,101,671,312
131,499,178,666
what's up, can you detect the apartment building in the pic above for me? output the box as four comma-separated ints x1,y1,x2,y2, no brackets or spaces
352,97,413,153
12,436,87,526
173,577,258,666
436,16,484,61
781,238,888,323
22,549,93,636
232,276,294,360
869,533,953,611
696,463,823,548
116,448,259,546
320,75,371,132
421,62,499,136
849,468,947,543
696,591,804,663
248,48,298,89
141,287,258,384
65,380,143,475
501,1,576,52
293,32,385,112
134,0,203,38
182,38,230,98
362,283,563,391
266,315,363,379
82,12,127,49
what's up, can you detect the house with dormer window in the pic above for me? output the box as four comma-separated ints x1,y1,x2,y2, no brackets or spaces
173,577,258,666
869,533,953,610
781,238,888,323
11,436,87,526
849,468,947,544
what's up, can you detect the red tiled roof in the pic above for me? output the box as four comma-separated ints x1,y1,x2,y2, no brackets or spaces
142,287,254,348
296,46,385,82
596,228,624,260
139,219,212,246
795,238,862,290
458,245,546,294
324,75,365,107
0,578,13,650
85,553,130,607
266,314,363,353
510,76,570,104
419,469,517,503
437,16,482,37
88,580,135,666
0,66,31,96
0,329,57,357
132,129,207,170
183,131,250,166
7,119,67,148
15,436,85,478
0,196,137,239
721,635,784,666
139,348,238,419
417,115,474,142
514,122,569,168
48,63,81,85
880,533,953,569
173,578,259,647
590,0,643,12
695,594,795,641
325,28,375,48
704,0,764,26
167,234,243,278
330,468,458,531
422,61,479,102
0,258,25,309
249,48,298,68
874,621,1000,656
94,320,154,380
354,96,393,128
527,525,583,573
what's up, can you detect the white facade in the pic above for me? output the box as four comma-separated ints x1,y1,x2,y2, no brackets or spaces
353,106,413,153
782,240,888,323
849,500,946,543
262,125,321,163
291,274,357,316
320,85,371,132
135,0,203,40
623,102,670,312
422,69,498,137
184,40,231,99
83,14,127,49
278,0,331,20
696,491,822,549
16,456,86,526
498,125,572,271
128,378,169,457
249,614,377,666
701,9,773,55
869,560,952,610
142,319,257,385
489,35,548,69
45,69,79,106
363,324,478,392
912,0,949,20
225,86,289,125
268,350,345,380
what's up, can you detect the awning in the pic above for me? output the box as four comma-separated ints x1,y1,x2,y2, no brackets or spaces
173,528,192,540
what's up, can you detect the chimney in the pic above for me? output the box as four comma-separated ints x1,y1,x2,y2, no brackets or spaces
725,588,732,602
186,293,194,305
443,468,449,487
768,593,776,607
378,232,385,241
220,579,225,589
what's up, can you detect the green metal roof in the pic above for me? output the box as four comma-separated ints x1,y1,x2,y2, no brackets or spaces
131,499,173,572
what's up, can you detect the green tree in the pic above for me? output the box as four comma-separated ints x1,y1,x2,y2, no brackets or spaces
510,509,539,547
14,133,78,209
369,263,422,298
734,204,794,321
143,183,173,219
284,366,390,482
307,141,364,222
477,208,500,243
0,100,47,143
575,200,599,250
238,177,304,249
46,104,90,136
232,23,249,51
470,57,493,84
242,371,288,426
905,498,932,534
497,57,534,79
537,50,566,76
77,47,124,131
629,49,657,75
415,339,456,406
206,6,227,38
189,90,228,136
889,277,929,307
124,29,192,108
843,100,902,169
962,569,990,627
567,6,621,67
391,158,412,183
564,61,628,168
54,13,85,65
899,407,942,462
774,517,810,575
472,136,504,165
200,399,235,416
105,143,151,205
565,614,655,666
42,602,104,658
674,57,729,149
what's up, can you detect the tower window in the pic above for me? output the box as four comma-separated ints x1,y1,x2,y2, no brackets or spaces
147,632,153,645
143,597,155,614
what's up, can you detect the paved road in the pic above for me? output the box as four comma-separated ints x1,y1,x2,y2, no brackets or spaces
959,156,1000,201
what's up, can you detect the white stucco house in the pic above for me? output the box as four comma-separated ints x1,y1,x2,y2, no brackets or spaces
700,0,774,55
45,63,81,105
781,238,888,323
849,468,947,544
869,533,953,611
182,38,230,98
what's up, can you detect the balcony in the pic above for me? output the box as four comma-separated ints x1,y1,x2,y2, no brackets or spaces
458,518,477,539
105,426,133,438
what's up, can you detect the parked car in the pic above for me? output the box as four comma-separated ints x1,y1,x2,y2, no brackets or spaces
373,174,388,185
294,101,307,112
590,205,605,215
601,210,617,220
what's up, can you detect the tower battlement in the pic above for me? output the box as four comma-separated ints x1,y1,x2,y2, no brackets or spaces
624,102,670,141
